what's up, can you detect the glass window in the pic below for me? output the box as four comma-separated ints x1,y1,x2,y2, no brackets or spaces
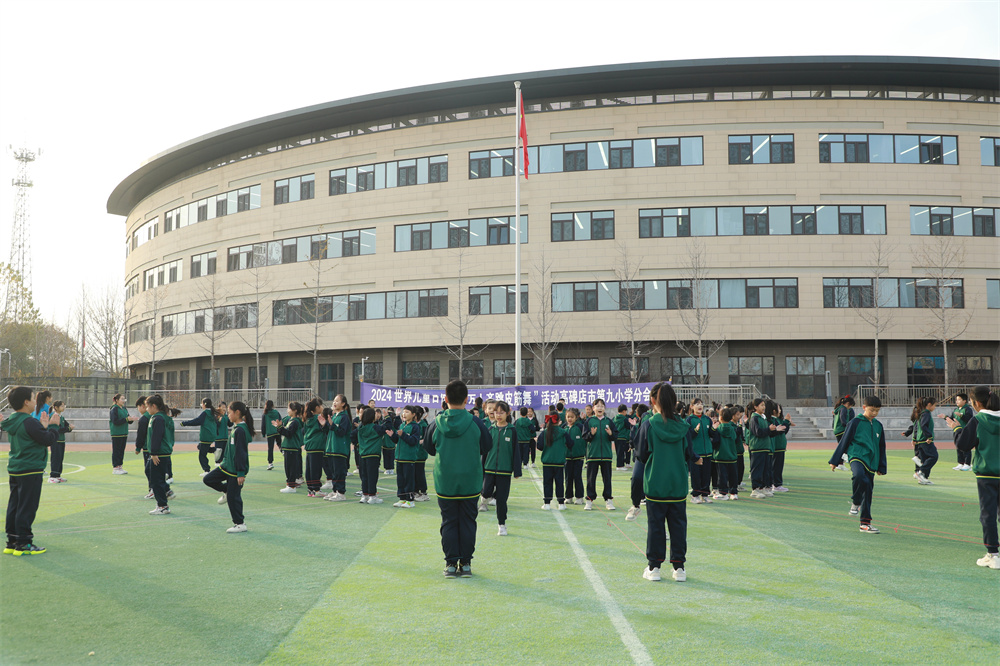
553,358,599,385
402,361,440,386
988,280,1000,309
868,135,895,163
895,134,920,164
728,356,775,396
493,359,534,385
785,356,827,399
981,137,1000,166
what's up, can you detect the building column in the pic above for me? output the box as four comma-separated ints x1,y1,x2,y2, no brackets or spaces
708,342,729,386
382,349,399,386
886,341,907,385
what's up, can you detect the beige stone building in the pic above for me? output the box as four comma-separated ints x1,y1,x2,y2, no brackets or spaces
109,56,1000,405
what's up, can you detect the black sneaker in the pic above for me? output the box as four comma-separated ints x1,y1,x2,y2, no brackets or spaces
13,543,46,556
459,564,472,578
443,564,458,578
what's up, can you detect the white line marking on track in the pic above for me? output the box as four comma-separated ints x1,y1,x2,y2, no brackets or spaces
528,467,653,666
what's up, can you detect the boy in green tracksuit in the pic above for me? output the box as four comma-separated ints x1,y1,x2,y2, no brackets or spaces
829,395,887,533
564,409,587,505
634,382,697,582
950,386,1000,569
514,407,536,468
613,405,632,470
583,399,618,510
422,381,493,578
3,387,61,555
263,401,283,471
203,401,253,533
713,409,740,499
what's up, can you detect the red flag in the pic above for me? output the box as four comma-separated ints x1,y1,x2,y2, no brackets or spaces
519,94,529,179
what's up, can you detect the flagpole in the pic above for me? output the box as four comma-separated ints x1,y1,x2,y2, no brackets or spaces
514,81,522,387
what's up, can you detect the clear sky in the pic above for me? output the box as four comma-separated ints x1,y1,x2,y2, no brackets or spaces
0,0,997,328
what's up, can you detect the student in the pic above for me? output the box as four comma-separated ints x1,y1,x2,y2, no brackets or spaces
381,407,399,476
275,402,304,493
733,405,747,489
746,399,775,499
626,402,654,521
214,402,230,463
831,396,855,471
481,401,520,536
30,390,53,421
633,382,696,582
352,404,365,474
514,407,536,468
3,387,60,555
613,404,631,471
526,407,540,466
762,400,786,492
949,385,1000,569
47,401,72,484
322,395,353,502
422,380,493,577
203,401,253,533
903,397,938,485
353,408,385,504
583,399,617,511
483,399,497,425
108,393,134,475
564,408,586,505
583,404,594,421
183,399,218,476
145,395,178,516
771,404,794,492
686,399,714,503
713,407,740,500
134,396,153,497
302,399,328,497
829,395,887,534
262,400,283,471
413,406,430,501
538,410,571,510
944,394,975,471
392,406,422,508
556,401,567,427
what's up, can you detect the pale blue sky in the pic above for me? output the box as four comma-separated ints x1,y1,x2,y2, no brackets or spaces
0,0,997,327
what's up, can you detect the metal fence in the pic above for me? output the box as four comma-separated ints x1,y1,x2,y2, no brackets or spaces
855,384,999,406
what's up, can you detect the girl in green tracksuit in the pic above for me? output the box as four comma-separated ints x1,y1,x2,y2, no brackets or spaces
214,403,230,463
352,408,385,504
564,409,587,504
275,402,304,492
583,399,618,510
323,395,353,501
537,412,571,509
481,402,520,535
182,399,219,474
686,399,714,503
413,407,430,501
393,407,422,507
262,400,283,471
950,386,1000,568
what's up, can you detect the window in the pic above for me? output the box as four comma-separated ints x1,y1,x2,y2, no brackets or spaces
449,360,484,385
988,280,1000,309
981,137,1000,166
161,304,257,337
283,365,311,389
785,356,826,399
639,205,884,237
402,361,440,386
728,356,775,396
227,228,374,271
190,252,217,278
907,356,944,384
469,149,513,179
661,357,707,384
910,206,998,237
494,359,534,385
957,357,994,384
165,371,178,390
248,366,267,391
552,279,794,311
143,260,183,290
198,369,220,391
274,174,315,204
819,134,957,164
728,135,794,164
610,357,650,383
823,277,962,309
746,279,798,308
395,216,527,251
551,211,614,242
573,283,597,312
128,319,153,344
837,356,885,396
554,358,599,385
179,370,190,390
224,368,243,391
469,285,527,315
318,364,345,401
130,219,159,250
353,361,383,399
329,155,448,195
125,275,140,300
609,140,633,168
273,289,447,325
915,278,964,309
163,185,261,233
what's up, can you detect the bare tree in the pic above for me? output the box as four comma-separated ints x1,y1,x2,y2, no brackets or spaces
235,265,274,393
192,273,232,392
673,241,724,384
915,236,973,397
86,284,127,377
524,248,564,385
611,242,662,382
437,246,490,384
138,286,174,383
851,238,896,388
288,238,338,394
122,288,137,379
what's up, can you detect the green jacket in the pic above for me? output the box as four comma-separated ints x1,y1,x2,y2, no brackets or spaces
109,405,130,437
303,414,327,452
538,426,570,466
514,417,536,443
746,413,773,452
354,423,383,457
146,412,175,456
566,422,587,459
222,422,251,477
771,417,789,452
216,414,230,442
279,416,303,450
326,411,352,457
423,409,491,500
714,422,739,463
263,409,282,437
183,408,218,444
832,406,855,437
639,414,694,502
395,422,422,463
686,414,713,457
956,410,1000,479
830,415,886,474
584,416,616,460
416,421,429,461
2,412,58,475
612,413,631,442
484,423,519,476
914,410,934,443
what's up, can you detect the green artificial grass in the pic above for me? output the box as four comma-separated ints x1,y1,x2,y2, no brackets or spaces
1,449,997,665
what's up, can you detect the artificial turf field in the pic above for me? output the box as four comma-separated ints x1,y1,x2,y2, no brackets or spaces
1,448,998,666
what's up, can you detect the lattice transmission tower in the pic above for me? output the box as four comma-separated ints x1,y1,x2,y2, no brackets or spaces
5,146,39,323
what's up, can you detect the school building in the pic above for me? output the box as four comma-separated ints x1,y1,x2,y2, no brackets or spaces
109,56,1000,406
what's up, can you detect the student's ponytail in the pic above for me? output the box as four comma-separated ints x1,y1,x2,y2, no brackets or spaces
35,390,52,415
973,385,999,411
230,401,255,437
544,420,556,448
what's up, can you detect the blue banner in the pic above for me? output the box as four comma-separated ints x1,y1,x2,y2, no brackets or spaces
360,382,659,410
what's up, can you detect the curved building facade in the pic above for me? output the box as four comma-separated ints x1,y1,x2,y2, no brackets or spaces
110,56,1000,404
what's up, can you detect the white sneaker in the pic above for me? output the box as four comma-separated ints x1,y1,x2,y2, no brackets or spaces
975,552,1000,569
691,496,702,504
279,486,297,493
605,500,616,511
478,498,489,512
295,477,304,485
749,490,766,499
849,504,860,516
359,496,368,503
355,490,364,496
584,500,593,511
962,464,972,471
166,490,175,499
320,481,333,491
557,503,566,511
218,494,228,504
113,467,128,475
642,566,661,581
267,463,274,470
953,464,964,471
47,477,60,483
149,506,170,515
541,503,551,510
367,496,383,504
715,493,729,501
625,506,640,521
703,496,713,504
835,465,845,471
763,489,774,497
911,455,923,466
737,483,747,491
488,498,497,506
774,486,789,493
415,493,429,502
728,493,738,501
916,472,934,485
616,467,626,471
226,524,248,533
393,500,405,507
913,472,921,480
383,469,393,475
327,492,346,501
165,477,174,485
672,568,686,582
401,501,414,508
497,525,507,536
144,491,155,500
